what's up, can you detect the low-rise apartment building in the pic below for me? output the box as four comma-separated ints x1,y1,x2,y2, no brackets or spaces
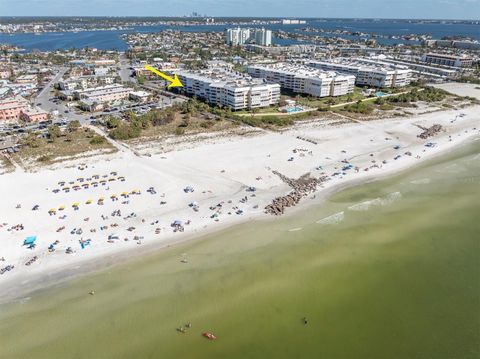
421,53,473,68
374,58,458,79
74,84,130,102
75,84,131,111
247,63,355,97
176,69,280,110
58,75,115,91
307,59,412,88
129,91,152,102
0,96,28,122
16,74,37,84
20,106,49,122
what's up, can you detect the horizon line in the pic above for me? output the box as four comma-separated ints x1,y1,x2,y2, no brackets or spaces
0,16,478,21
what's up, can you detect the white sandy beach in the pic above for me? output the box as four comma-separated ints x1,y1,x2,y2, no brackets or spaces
1,97,479,301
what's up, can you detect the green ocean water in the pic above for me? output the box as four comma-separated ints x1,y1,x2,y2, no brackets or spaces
0,142,479,359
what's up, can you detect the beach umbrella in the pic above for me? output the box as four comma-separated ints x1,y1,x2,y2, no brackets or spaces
99,197,105,201
110,194,117,198
86,199,93,204
72,202,80,207
58,205,65,210
49,208,57,213
23,236,37,246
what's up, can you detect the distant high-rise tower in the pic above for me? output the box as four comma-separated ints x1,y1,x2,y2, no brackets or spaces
254,28,272,46
225,28,251,46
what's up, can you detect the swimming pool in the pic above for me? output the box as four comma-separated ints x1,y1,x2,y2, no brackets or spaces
286,106,304,113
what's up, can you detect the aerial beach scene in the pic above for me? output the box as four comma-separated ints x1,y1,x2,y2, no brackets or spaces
0,1,479,358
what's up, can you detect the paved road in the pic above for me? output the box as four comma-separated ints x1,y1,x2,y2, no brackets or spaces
35,62,185,126
36,67,67,99
119,53,136,84
36,67,91,124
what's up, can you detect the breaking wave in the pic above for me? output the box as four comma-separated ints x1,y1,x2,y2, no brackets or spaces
316,211,344,225
348,192,402,212
410,178,431,185
348,199,382,211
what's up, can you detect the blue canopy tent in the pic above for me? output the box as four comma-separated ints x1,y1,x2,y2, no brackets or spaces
80,239,91,249
23,236,37,246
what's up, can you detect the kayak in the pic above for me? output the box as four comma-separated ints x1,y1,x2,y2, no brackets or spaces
202,332,217,340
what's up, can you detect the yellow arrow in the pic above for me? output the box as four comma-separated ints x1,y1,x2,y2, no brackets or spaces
144,65,183,88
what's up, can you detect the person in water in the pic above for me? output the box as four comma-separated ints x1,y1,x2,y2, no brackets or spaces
303,317,308,325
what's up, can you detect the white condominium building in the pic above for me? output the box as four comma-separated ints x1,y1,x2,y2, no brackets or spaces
225,27,272,46
176,70,280,111
421,53,473,68
281,19,306,25
255,28,272,46
247,63,355,97
308,59,412,88
225,28,251,46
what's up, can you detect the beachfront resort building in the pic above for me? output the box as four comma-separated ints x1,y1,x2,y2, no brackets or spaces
421,53,473,68
176,69,280,110
307,58,412,88
247,63,355,97
371,57,458,80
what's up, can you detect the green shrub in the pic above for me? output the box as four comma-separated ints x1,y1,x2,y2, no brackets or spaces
178,118,190,127
90,135,107,145
239,115,294,128
379,103,394,111
109,123,141,140
342,101,374,114
38,155,51,162
105,116,121,129
200,121,214,129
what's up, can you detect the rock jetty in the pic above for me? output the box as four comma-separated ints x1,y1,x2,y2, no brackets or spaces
265,171,327,215
416,124,443,139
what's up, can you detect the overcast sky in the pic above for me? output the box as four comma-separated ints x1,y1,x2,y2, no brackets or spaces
1,0,479,19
